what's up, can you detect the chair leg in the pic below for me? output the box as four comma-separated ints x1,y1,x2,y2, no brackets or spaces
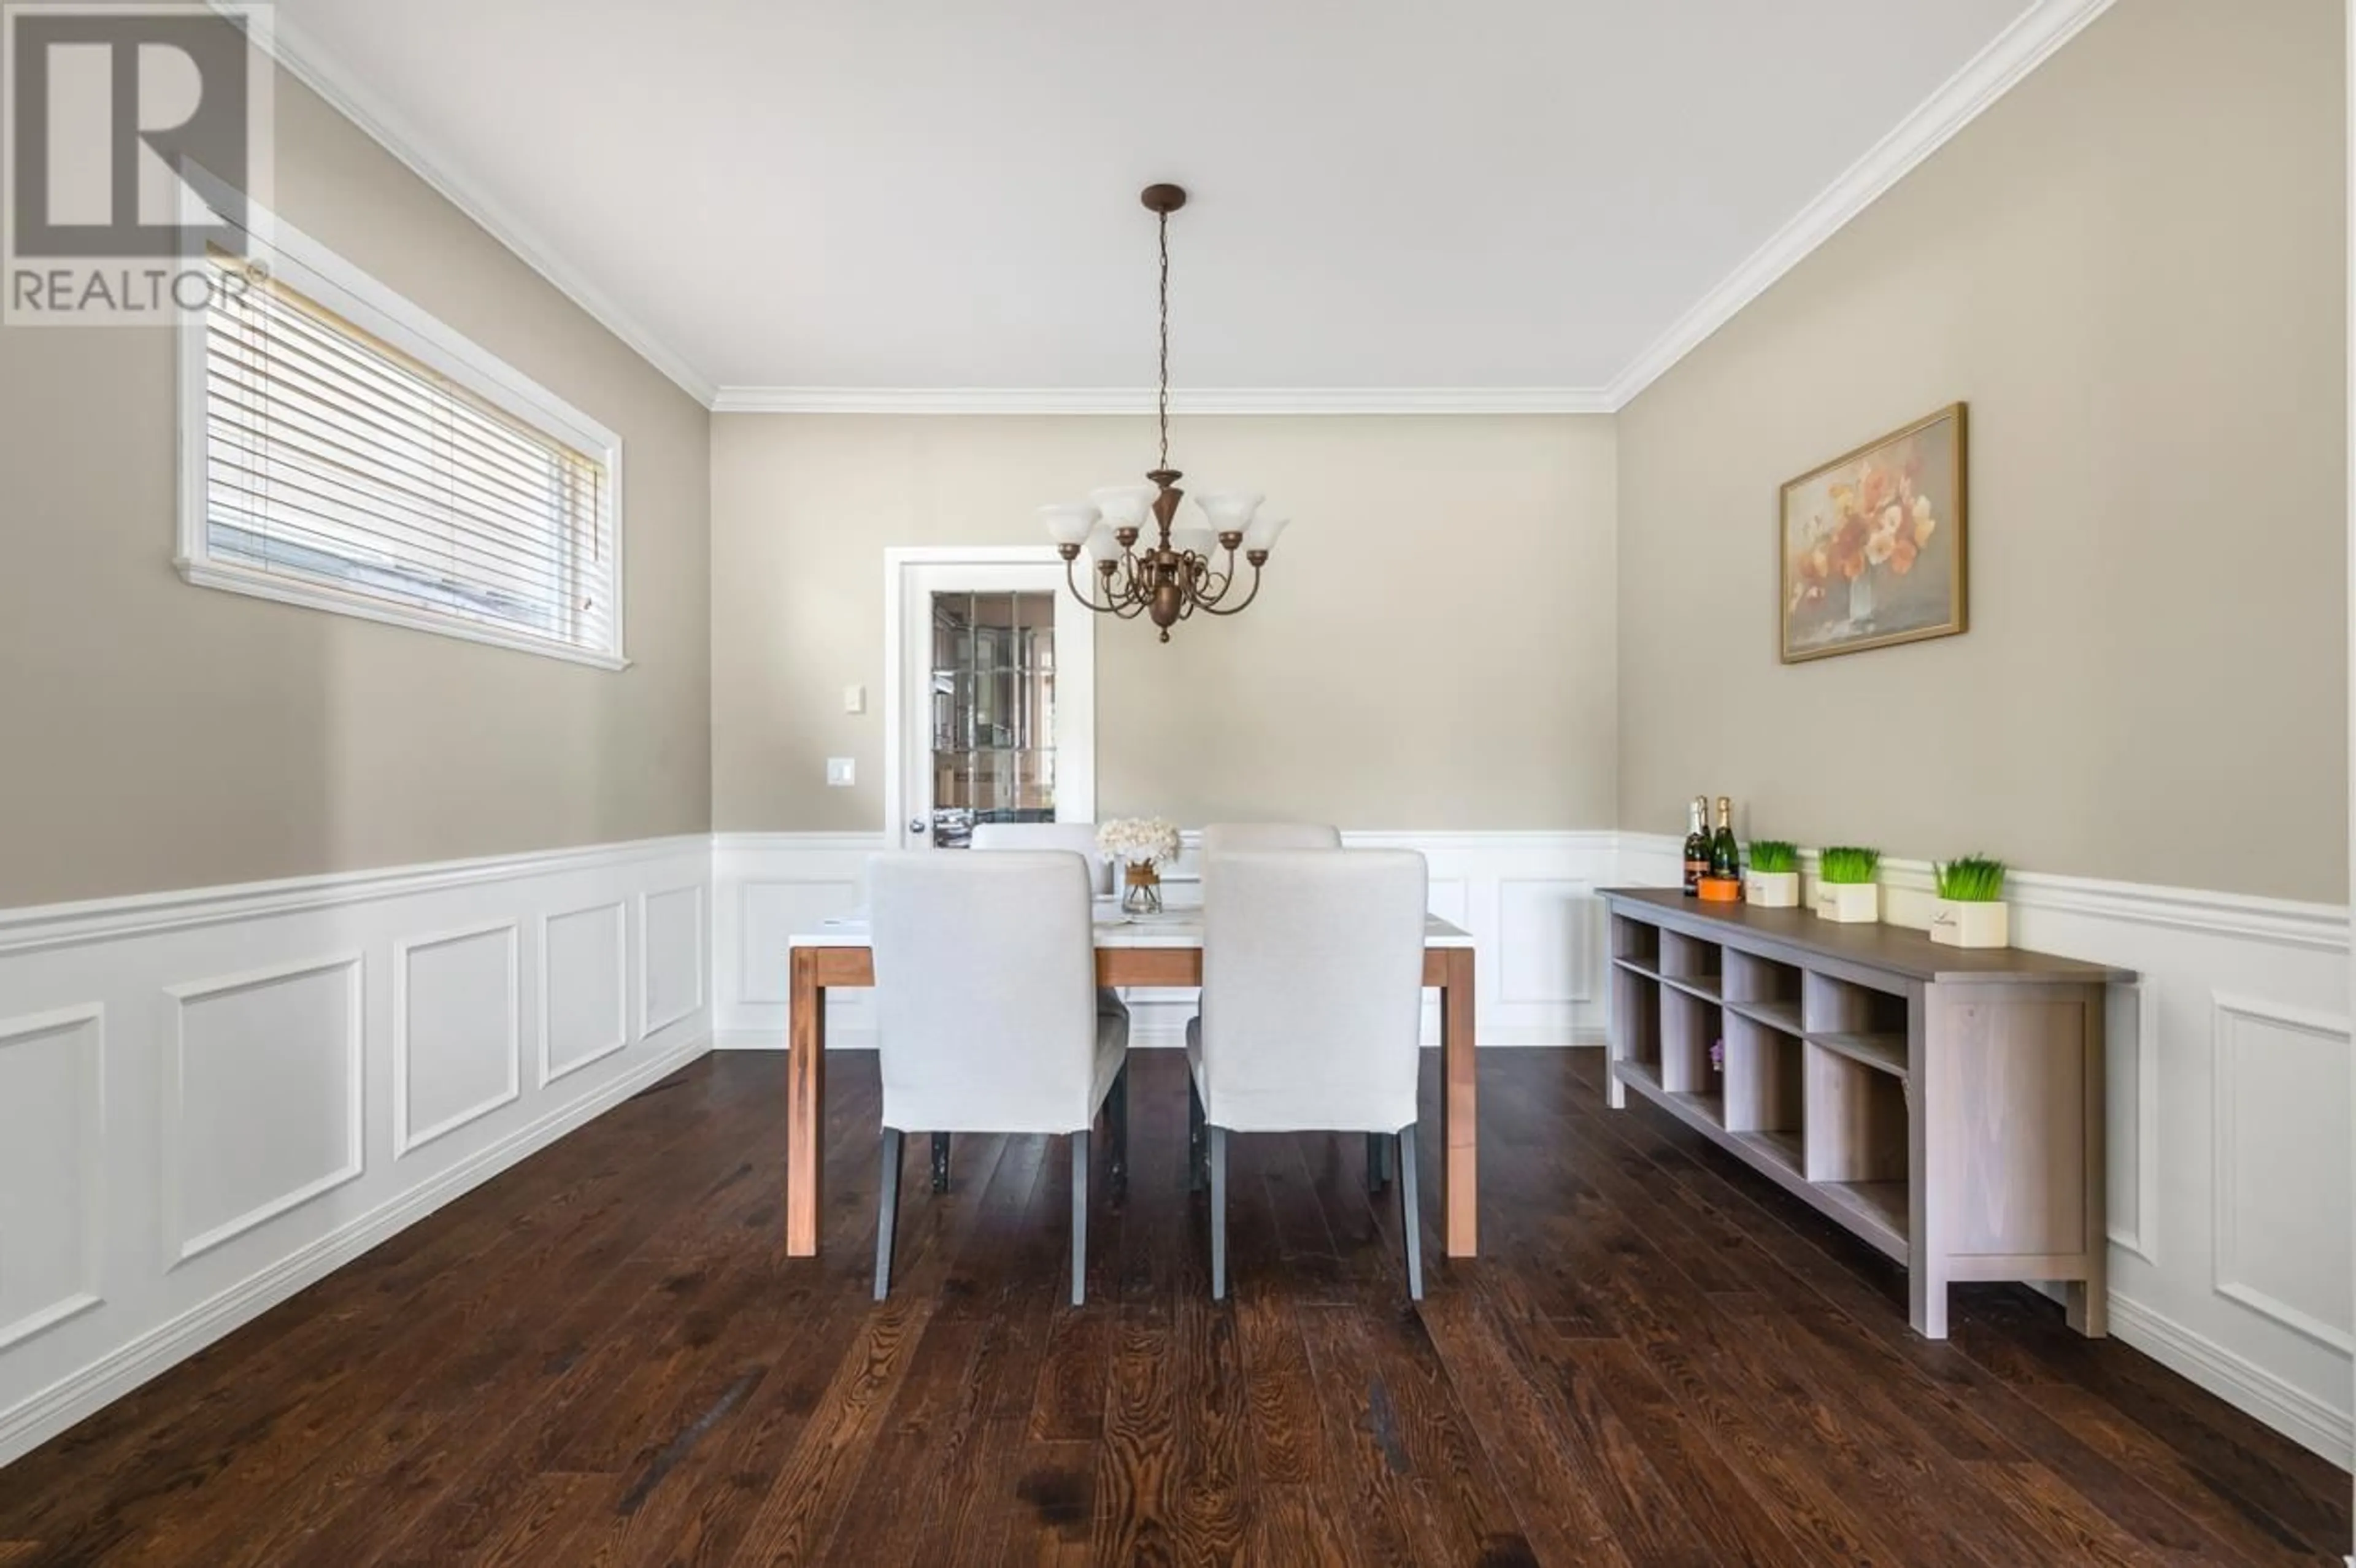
1069,1129,1090,1307
1188,1077,1207,1193
874,1129,904,1302
1107,1063,1129,1202
1209,1126,1230,1302
1366,1131,1392,1191
1396,1126,1424,1302
930,1132,951,1194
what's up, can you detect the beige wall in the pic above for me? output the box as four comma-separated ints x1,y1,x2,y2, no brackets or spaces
0,69,712,907
1617,0,2347,903
712,414,1617,833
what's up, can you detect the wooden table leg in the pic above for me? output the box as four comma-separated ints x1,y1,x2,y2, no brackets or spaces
1439,947,1477,1258
785,947,826,1256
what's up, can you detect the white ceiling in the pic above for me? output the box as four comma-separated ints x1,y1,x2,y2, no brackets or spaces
264,0,2103,404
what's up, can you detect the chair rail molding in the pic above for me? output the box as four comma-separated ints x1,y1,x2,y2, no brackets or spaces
0,836,712,1468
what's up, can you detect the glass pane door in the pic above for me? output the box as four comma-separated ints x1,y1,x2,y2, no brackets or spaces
928,590,1058,848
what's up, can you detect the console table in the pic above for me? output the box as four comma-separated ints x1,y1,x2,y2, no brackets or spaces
1599,888,2130,1339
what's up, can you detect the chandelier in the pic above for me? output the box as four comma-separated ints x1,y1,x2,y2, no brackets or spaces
1042,183,1287,642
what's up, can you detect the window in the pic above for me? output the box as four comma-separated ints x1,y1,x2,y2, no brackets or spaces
179,217,625,668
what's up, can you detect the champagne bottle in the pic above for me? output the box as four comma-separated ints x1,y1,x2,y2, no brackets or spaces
1682,797,1709,896
1709,797,1739,880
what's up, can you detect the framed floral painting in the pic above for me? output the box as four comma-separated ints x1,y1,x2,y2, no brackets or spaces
1779,403,1967,663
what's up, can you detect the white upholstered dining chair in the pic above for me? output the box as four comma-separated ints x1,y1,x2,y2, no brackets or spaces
1199,822,1342,853
867,851,1129,1304
971,821,1116,893
1187,848,1430,1300
968,822,1128,1193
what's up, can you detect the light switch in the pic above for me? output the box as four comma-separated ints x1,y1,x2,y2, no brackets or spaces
826,758,856,787
843,685,866,715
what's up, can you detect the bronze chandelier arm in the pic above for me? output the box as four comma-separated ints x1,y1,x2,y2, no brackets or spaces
1190,560,1265,616
1066,554,1153,617
1063,555,1122,615
1186,547,1242,606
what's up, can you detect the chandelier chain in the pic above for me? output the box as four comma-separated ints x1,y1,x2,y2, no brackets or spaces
1157,209,1170,472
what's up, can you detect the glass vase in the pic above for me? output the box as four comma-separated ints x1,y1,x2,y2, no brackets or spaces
1121,862,1163,915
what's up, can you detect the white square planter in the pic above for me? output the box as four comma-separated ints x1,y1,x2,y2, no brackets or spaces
1745,870,1801,908
1930,899,2010,948
1814,882,1880,923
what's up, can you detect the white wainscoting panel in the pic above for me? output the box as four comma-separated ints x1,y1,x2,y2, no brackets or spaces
640,885,708,1039
0,1005,105,1354
165,953,365,1264
2212,995,2354,1356
0,836,711,1467
2106,980,2160,1265
393,922,521,1158
1622,832,2353,1466
540,901,628,1086
1497,878,1596,1007
710,831,1617,1050
712,834,890,1047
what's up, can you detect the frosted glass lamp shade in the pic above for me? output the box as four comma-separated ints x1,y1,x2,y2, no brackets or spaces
1194,492,1263,535
1041,504,1100,546
1170,517,1217,557
1090,486,1156,531
1243,514,1290,554
1083,523,1123,563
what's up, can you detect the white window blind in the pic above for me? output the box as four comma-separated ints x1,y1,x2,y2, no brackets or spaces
183,240,625,667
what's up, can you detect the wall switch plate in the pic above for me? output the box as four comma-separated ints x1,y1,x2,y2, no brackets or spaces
843,685,866,714
826,758,855,787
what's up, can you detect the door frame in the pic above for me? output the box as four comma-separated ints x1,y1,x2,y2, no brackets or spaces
881,545,1099,851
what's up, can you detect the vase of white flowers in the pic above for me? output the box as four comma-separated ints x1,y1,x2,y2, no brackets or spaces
1097,817,1181,915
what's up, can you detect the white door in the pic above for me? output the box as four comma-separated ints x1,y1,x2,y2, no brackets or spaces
887,551,1096,851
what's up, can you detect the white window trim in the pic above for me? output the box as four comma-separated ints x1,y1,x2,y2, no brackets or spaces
175,196,630,671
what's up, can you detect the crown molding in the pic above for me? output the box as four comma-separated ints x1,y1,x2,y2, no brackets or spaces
212,1,2109,419
708,385,1614,416
1602,0,2117,410
220,6,720,408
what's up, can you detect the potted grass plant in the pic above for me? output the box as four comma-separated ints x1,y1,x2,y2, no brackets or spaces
1931,855,2009,948
1744,840,1801,908
1813,846,1881,923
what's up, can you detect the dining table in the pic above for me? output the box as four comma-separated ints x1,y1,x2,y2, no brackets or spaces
783,896,1481,1259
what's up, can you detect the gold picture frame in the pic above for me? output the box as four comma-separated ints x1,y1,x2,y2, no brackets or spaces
1778,402,1968,663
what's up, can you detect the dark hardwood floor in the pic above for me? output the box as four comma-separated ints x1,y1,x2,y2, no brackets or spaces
0,1049,2345,1566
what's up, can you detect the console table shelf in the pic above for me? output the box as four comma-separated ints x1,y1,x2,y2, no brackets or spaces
1601,887,2130,1340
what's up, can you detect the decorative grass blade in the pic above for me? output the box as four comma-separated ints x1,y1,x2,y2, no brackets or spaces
1818,846,1881,885
1935,855,2007,902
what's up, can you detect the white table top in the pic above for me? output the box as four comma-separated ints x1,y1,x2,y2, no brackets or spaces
791,895,1474,951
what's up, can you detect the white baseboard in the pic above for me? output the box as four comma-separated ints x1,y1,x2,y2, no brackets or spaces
2104,1293,2352,1464
0,1032,707,1465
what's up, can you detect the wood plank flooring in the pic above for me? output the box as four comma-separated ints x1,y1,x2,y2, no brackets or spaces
0,1050,2344,1566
